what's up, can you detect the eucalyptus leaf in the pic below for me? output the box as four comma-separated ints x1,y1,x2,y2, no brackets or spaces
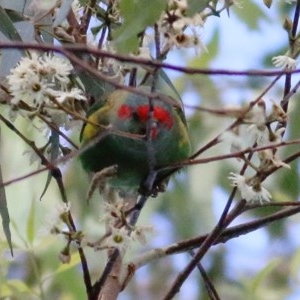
0,279,32,295
186,0,209,16
40,131,60,201
0,6,22,40
78,71,113,101
0,0,29,12
0,127,13,256
26,200,35,244
233,1,267,30
113,0,167,53
249,259,280,293
15,21,34,41
5,9,27,22
0,32,22,77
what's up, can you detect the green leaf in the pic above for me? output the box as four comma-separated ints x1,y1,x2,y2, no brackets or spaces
0,0,29,12
39,171,52,201
78,72,114,103
26,199,35,244
5,10,26,22
0,127,13,256
186,0,209,16
40,131,60,200
290,248,300,281
0,6,22,40
276,161,299,200
233,1,267,30
113,0,167,53
248,258,281,294
141,69,182,103
0,279,32,296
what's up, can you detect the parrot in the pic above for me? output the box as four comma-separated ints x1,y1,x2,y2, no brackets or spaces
79,82,190,196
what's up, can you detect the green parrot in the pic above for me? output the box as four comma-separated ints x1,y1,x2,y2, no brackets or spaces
79,84,190,196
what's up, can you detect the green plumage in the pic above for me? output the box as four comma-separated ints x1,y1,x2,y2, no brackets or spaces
79,87,190,194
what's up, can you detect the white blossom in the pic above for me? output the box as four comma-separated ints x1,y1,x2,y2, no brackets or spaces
38,202,71,237
54,88,87,103
251,186,272,204
8,70,51,107
272,55,297,70
131,225,154,245
268,100,287,123
258,149,290,169
220,130,245,154
245,101,267,127
247,124,269,146
229,173,255,201
228,173,272,204
7,52,86,127
158,1,206,54
102,226,131,255
41,53,73,85
100,199,128,225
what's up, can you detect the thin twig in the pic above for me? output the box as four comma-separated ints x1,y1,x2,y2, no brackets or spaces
189,250,221,300
0,42,299,77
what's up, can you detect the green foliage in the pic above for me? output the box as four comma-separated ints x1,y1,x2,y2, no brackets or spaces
0,153,12,256
113,0,167,53
0,6,22,41
233,1,268,30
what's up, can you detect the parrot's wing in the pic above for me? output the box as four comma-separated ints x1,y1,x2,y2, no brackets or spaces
79,97,110,142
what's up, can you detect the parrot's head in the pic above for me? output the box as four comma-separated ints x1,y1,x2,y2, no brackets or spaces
109,90,177,140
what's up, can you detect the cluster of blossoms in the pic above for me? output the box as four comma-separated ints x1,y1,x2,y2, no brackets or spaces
42,199,153,258
272,55,298,70
158,0,206,55
39,202,80,264
226,99,288,203
97,199,153,255
7,52,86,129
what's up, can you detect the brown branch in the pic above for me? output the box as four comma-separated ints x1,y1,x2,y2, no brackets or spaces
0,41,300,77
125,201,300,275
160,137,300,171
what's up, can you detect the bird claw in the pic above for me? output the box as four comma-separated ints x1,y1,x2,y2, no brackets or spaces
85,165,118,203
150,181,168,197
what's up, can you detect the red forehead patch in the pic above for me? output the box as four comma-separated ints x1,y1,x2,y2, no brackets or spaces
136,105,174,128
118,104,132,119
